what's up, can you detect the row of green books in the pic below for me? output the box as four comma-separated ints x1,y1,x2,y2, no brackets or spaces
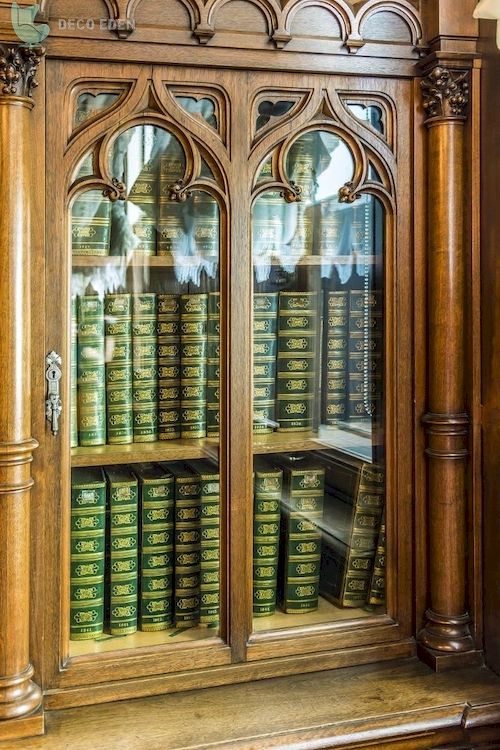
70,460,220,641
71,289,220,447
253,289,382,434
71,142,219,258
253,450,385,618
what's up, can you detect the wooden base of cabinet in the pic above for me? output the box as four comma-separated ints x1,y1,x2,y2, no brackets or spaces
417,643,485,672
3,660,500,749
0,709,44,744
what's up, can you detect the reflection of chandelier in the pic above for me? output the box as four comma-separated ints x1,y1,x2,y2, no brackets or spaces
474,0,500,48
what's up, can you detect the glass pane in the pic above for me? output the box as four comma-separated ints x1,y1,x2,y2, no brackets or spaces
345,102,385,136
175,96,217,129
256,99,295,131
74,92,120,127
252,130,385,632
69,124,222,655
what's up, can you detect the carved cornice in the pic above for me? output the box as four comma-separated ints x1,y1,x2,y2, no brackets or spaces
0,45,44,100
421,66,470,123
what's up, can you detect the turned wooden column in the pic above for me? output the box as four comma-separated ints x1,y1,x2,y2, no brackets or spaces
418,65,480,670
0,46,43,729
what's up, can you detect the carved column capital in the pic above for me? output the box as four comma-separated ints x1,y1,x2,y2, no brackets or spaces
0,45,44,101
421,66,470,123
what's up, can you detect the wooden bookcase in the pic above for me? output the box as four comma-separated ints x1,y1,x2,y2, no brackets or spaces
0,0,499,746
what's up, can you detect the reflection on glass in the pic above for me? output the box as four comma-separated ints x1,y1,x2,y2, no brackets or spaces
69,123,221,651
252,129,385,632
345,102,385,136
175,96,217,129
74,92,120,127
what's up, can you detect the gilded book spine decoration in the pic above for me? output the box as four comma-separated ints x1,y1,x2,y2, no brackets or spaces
253,293,278,434
71,189,111,256
347,290,383,421
322,290,348,424
277,292,318,432
170,463,202,628
70,296,79,448
135,463,175,631
192,460,220,627
105,467,139,635
77,287,106,446
128,159,158,256
253,460,282,617
180,294,208,439
70,468,106,641
206,292,221,438
193,192,219,260
105,293,133,445
157,294,182,441
277,457,325,614
132,294,159,442
369,509,386,606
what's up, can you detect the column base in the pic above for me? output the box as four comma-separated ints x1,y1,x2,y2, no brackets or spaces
0,707,44,741
417,643,484,672
0,665,43,722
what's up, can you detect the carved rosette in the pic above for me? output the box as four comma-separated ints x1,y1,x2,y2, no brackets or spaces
0,45,44,100
421,67,469,123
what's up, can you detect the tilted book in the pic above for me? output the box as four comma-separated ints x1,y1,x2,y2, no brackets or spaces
253,293,278,434
277,292,318,432
157,294,181,441
180,294,208,439
132,294,159,442
273,455,325,614
105,293,133,445
316,449,384,607
77,286,106,446
70,468,106,641
165,462,202,628
133,463,175,631
104,466,139,635
252,458,282,617
189,459,220,628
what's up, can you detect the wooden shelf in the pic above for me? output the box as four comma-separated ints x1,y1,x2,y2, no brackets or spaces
72,254,216,268
253,425,374,461
253,597,378,633
70,625,218,658
71,439,219,467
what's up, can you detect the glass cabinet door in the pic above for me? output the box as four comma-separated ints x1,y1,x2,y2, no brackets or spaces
69,123,223,654
251,129,386,632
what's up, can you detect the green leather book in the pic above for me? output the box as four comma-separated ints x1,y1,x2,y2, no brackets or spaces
316,449,384,607
368,510,386,606
347,290,383,421
322,290,348,424
70,468,106,641
71,189,111,256
277,292,318,432
165,462,201,628
253,458,282,617
134,463,175,631
128,159,158,256
253,293,278,434
193,191,219,260
157,294,181,440
157,143,186,257
273,455,324,614
105,293,133,445
189,459,220,628
207,292,220,438
70,296,78,448
77,287,106,446
132,294,158,442
180,294,208,439
104,466,139,635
